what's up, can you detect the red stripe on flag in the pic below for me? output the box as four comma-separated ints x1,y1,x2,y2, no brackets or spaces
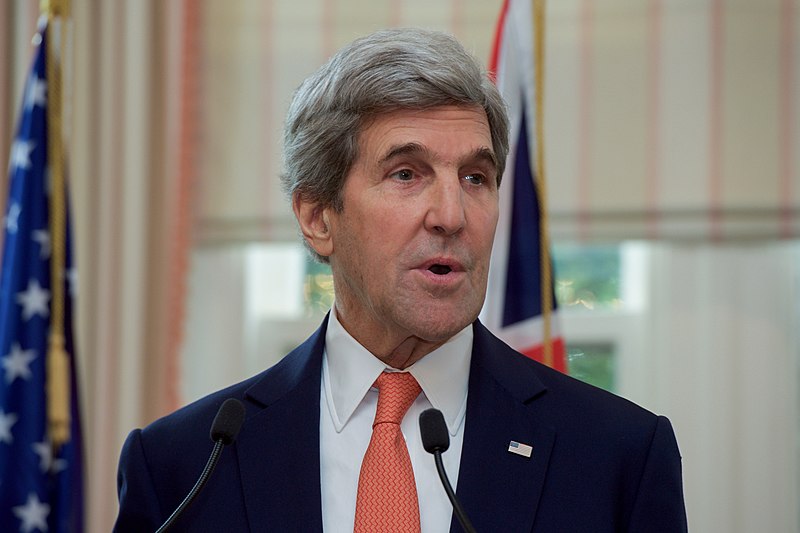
519,337,568,373
488,0,510,79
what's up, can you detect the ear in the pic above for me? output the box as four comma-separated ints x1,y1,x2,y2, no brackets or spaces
292,193,334,258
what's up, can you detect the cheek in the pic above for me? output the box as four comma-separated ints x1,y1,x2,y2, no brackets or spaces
474,206,499,247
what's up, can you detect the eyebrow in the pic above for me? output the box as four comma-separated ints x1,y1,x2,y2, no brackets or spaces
377,142,429,166
378,142,498,172
470,147,499,172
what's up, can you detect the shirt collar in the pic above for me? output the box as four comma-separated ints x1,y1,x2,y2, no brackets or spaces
323,307,472,436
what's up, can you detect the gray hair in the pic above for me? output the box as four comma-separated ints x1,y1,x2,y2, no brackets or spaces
282,28,509,262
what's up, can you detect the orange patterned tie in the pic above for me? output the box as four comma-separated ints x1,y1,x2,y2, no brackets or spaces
354,372,422,533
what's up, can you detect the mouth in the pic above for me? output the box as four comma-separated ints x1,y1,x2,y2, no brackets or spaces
413,258,467,292
428,264,453,275
419,258,464,277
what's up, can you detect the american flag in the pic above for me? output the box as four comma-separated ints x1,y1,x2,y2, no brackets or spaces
0,23,84,533
481,0,567,372
507,440,533,458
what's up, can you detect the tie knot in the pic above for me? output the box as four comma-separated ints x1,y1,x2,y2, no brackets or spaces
373,372,421,426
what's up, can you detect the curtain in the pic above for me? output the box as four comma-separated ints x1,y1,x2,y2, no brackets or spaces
67,2,197,530
640,242,800,531
544,0,798,241
192,0,800,245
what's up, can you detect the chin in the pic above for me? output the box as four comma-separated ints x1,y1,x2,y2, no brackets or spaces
406,311,477,342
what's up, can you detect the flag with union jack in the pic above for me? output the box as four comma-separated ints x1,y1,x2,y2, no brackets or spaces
0,21,84,533
480,0,567,372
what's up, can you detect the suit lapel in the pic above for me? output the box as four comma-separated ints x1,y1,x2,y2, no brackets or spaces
451,322,555,533
235,318,328,531
228,318,555,531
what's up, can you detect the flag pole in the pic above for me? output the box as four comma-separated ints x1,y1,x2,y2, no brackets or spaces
42,0,70,448
532,0,554,367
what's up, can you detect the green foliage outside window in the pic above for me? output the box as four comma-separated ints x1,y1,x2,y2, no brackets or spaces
553,244,621,311
566,344,616,392
553,244,622,392
304,260,334,315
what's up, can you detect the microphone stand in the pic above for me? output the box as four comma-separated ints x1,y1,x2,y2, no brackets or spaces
432,449,477,533
155,440,225,533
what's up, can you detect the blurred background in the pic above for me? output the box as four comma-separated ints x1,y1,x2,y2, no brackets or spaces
2,0,799,531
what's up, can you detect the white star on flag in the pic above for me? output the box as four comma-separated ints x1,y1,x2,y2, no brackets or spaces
2,343,37,384
15,279,50,321
12,493,50,533
24,77,47,110
9,140,36,171
31,229,50,259
32,441,68,474
0,410,18,444
4,203,21,234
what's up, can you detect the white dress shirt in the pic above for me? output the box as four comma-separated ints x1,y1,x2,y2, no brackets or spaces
320,309,472,533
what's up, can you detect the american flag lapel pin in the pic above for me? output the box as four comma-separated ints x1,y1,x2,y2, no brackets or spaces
508,440,533,458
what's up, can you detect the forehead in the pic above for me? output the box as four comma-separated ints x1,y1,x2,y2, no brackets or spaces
357,106,493,162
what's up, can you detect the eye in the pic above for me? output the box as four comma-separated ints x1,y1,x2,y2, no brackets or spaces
390,169,414,181
464,173,486,186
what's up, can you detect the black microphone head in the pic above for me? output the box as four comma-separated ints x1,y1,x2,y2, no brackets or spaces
419,408,450,454
210,398,246,445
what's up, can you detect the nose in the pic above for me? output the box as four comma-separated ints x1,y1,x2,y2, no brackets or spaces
424,177,466,236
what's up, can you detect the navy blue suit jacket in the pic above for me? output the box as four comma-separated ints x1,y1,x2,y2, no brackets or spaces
114,319,687,532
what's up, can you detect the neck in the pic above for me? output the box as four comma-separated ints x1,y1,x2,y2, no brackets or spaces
375,336,446,369
333,306,447,369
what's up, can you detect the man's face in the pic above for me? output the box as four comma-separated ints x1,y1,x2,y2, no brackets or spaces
304,106,499,361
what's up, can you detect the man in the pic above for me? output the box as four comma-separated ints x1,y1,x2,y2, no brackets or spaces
115,29,687,532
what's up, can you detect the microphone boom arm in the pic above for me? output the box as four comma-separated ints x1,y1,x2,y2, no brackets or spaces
432,449,477,533
155,440,224,533
154,398,245,533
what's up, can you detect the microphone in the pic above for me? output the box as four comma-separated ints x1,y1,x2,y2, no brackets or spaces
419,408,477,533
155,398,246,533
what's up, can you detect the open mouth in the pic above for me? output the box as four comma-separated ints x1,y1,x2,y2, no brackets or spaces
428,264,453,275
